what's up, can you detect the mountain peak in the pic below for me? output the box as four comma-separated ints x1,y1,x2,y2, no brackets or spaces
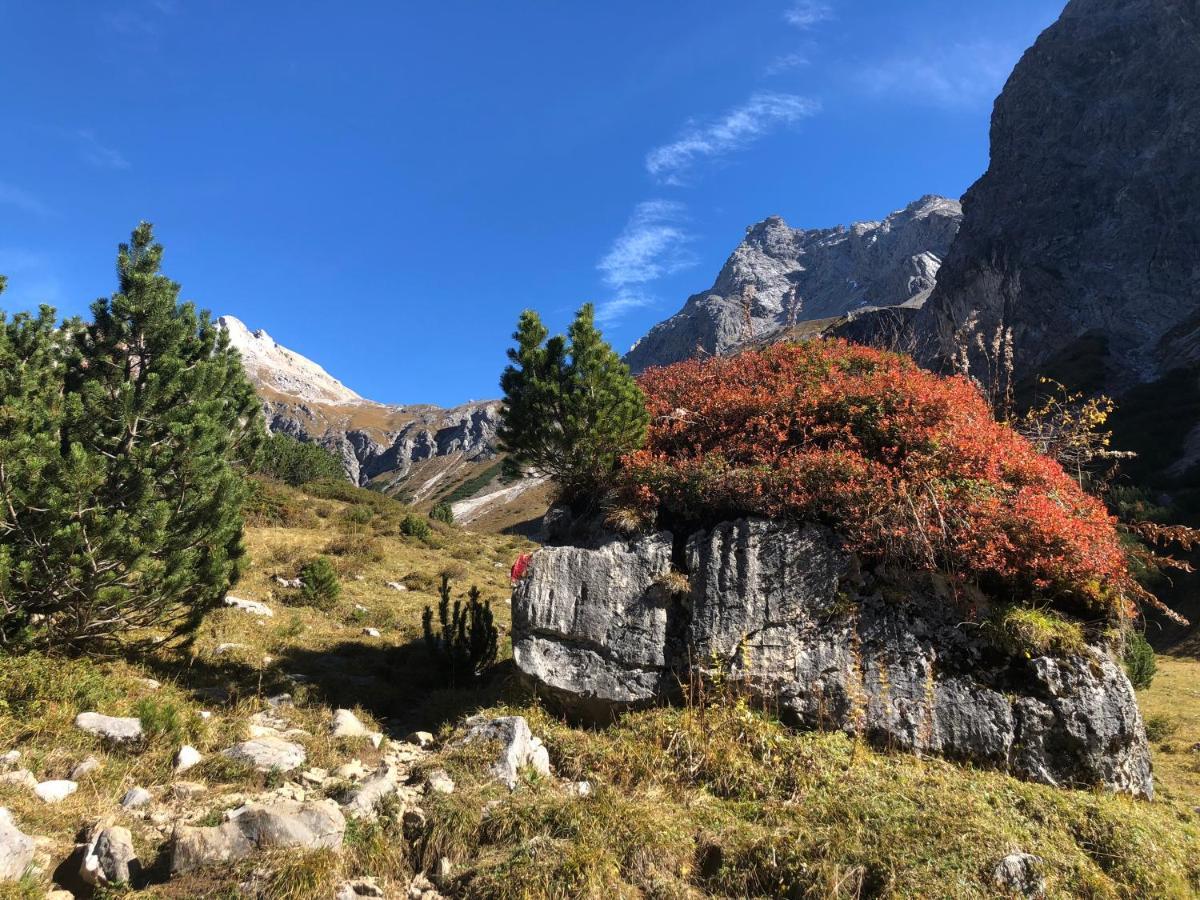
217,315,363,405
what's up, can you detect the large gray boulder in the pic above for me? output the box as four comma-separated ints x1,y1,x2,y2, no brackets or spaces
0,808,34,881
81,825,139,886
512,518,1153,797
171,799,345,873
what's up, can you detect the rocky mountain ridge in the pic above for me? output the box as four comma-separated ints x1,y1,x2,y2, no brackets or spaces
624,195,962,373
219,316,506,509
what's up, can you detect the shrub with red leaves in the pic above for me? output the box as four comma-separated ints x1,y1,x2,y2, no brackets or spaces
617,340,1137,624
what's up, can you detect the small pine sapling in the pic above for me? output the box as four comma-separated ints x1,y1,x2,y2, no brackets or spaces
422,574,498,685
299,556,340,609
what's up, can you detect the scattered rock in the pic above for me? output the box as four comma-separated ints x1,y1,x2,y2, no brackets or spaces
362,627,381,638
214,642,246,655
567,780,592,798
401,807,428,840
459,716,551,788
80,825,139,887
174,745,203,774
0,751,18,768
336,876,386,899
354,604,369,612
169,782,208,802
137,677,161,691
69,756,102,780
266,693,293,709
406,731,434,749
199,710,213,721
0,808,34,881
333,760,369,781
170,799,345,874
75,712,143,744
385,582,408,592
330,709,369,739
992,853,1046,898
275,576,303,589
34,780,77,804
222,736,306,772
353,575,365,582
408,873,444,900
0,770,36,791
299,768,328,787
424,770,455,795
121,787,153,810
224,596,273,617
343,765,401,820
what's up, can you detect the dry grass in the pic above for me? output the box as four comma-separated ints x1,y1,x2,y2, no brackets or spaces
1137,654,1200,805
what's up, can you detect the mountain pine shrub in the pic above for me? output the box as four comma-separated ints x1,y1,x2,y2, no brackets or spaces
618,340,1154,625
400,513,432,541
429,502,454,525
299,556,340,610
0,224,263,651
499,303,649,503
421,575,498,685
1123,630,1157,689
257,432,345,485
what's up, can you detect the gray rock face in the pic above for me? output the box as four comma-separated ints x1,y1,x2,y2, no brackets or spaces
993,852,1046,898
75,712,143,744
512,518,1153,797
81,825,139,886
221,736,306,772
171,800,345,874
0,808,33,881
625,196,962,373
458,716,551,788
916,0,1200,392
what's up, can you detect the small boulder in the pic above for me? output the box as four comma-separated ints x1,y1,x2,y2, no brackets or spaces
333,760,369,781
170,799,345,874
34,780,77,804
137,677,161,691
343,764,401,820
69,756,102,780
80,825,139,887
222,736,306,772
168,782,208,802
0,750,19,768
408,873,444,900
75,712,143,744
406,731,434,748
223,596,273,617
336,876,385,899
385,582,408,592
174,745,203,774
0,770,36,791
993,853,1046,898
362,627,381,638
121,787,153,810
275,576,303,589
424,769,455,795
330,710,369,739
0,808,34,881
214,642,246,655
459,716,551,788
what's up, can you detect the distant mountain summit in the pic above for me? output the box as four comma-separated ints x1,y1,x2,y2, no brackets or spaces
219,317,548,529
624,195,962,373
218,315,362,404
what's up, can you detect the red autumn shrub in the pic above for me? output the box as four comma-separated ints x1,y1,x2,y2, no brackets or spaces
617,340,1134,623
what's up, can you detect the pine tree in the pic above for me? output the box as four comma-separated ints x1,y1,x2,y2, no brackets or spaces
498,303,648,502
0,223,264,650
422,574,498,685
299,556,340,609
0,284,69,645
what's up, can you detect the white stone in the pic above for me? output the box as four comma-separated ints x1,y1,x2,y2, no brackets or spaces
0,808,34,881
174,745,203,773
362,627,381,638
222,736,306,772
459,716,551,788
69,756,101,780
425,769,455,795
214,642,245,655
385,582,408,592
75,712,143,744
34,780,77,803
330,709,369,739
0,770,35,790
224,595,273,617
567,780,592,798
121,787,153,809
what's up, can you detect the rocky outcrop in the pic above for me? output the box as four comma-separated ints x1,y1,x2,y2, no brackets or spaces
171,800,345,874
512,518,1153,797
914,0,1200,392
625,196,962,373
0,809,34,881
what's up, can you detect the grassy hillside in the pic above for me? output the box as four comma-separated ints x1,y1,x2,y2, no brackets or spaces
0,478,1195,898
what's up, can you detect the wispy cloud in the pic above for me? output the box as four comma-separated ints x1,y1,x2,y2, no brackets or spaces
764,52,810,76
103,0,179,37
0,183,52,218
646,93,820,185
784,1,832,29
597,200,696,325
77,130,130,170
855,42,1017,109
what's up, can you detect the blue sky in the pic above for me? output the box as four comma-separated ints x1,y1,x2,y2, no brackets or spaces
0,0,1061,406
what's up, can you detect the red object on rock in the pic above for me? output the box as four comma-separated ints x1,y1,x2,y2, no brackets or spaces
510,552,532,583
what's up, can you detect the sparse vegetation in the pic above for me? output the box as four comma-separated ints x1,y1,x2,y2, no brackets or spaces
400,514,433,542
256,432,346,486
421,575,498,686
429,502,455,525
1124,629,1157,689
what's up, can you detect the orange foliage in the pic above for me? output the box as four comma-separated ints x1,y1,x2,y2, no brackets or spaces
618,341,1137,623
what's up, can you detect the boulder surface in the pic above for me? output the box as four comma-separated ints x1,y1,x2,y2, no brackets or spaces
512,518,1153,797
